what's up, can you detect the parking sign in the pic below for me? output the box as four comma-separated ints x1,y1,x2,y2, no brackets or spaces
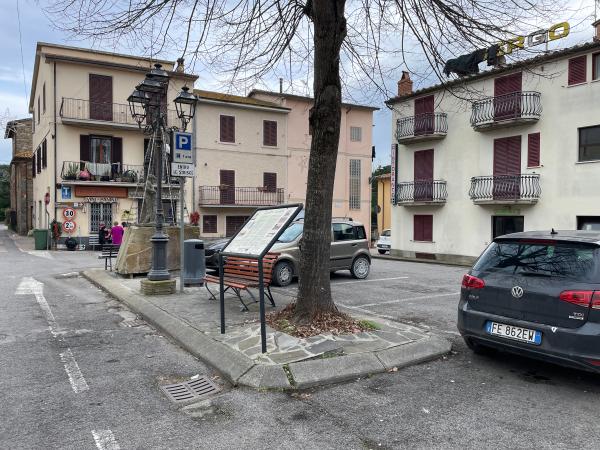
172,131,193,164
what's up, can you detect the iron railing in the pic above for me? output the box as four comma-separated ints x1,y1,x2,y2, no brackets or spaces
396,180,447,204
470,91,542,128
60,161,145,183
396,113,448,141
199,186,285,206
59,98,179,127
469,174,541,202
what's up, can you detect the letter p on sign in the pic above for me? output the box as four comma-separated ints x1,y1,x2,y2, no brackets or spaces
176,134,191,150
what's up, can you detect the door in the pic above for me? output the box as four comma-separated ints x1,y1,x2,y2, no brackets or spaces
414,95,434,135
494,73,522,121
219,170,235,205
89,74,113,121
413,149,434,201
493,136,521,200
331,223,358,269
492,216,524,238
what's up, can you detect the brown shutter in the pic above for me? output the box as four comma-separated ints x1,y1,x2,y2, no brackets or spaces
219,169,235,204
112,137,123,170
202,215,217,233
263,120,277,146
493,136,521,175
36,148,41,173
32,155,36,178
527,133,540,167
414,215,422,241
42,139,47,169
423,215,433,241
263,172,277,192
414,149,434,180
220,115,235,143
414,95,434,115
414,215,433,241
89,74,113,121
80,135,90,162
568,55,587,85
494,72,522,96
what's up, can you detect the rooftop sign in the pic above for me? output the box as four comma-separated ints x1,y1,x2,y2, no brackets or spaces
499,22,570,55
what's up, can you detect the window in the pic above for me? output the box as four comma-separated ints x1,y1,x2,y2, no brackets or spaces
203,215,217,233
593,53,600,81
263,120,277,146
36,147,41,174
355,225,366,240
263,172,277,192
32,154,36,178
42,139,47,169
350,126,362,142
90,136,112,164
226,216,248,237
413,215,433,242
220,115,235,143
492,216,524,239
43,83,46,113
568,55,587,86
333,223,355,241
579,126,600,162
278,222,303,243
89,74,113,121
90,203,113,233
349,159,361,210
37,97,40,123
527,133,540,167
577,216,600,231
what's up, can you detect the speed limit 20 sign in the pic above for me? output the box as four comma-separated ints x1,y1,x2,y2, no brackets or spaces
62,221,76,233
63,208,76,220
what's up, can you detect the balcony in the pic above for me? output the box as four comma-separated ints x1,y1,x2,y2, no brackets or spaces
469,174,540,204
396,113,448,144
199,186,284,207
60,161,180,186
471,91,541,130
59,98,178,131
396,180,447,206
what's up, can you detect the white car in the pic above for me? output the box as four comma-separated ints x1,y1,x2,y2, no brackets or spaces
376,229,391,254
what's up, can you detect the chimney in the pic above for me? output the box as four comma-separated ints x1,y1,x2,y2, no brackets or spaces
397,71,413,97
593,19,600,42
175,57,185,73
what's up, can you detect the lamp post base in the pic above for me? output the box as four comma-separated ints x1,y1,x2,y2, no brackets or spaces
140,278,176,296
147,233,170,281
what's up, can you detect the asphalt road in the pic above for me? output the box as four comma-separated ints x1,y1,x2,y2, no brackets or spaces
1,226,599,449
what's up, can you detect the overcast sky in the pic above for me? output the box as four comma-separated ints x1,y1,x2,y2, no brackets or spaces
0,0,597,167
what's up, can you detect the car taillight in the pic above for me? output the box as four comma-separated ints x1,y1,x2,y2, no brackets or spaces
559,290,593,307
462,274,485,289
591,292,600,310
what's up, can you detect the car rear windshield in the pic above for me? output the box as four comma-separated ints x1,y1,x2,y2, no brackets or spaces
473,240,599,281
277,222,303,243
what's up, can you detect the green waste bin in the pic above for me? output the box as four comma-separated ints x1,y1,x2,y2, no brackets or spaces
33,229,50,250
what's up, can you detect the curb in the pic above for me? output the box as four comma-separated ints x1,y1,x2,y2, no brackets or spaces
82,269,452,390
371,254,472,267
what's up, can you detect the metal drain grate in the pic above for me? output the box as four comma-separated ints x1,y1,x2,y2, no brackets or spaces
160,376,221,403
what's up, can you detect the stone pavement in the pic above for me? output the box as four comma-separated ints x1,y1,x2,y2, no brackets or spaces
83,269,451,390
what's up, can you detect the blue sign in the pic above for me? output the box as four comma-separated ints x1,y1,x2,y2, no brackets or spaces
173,131,193,164
61,185,72,200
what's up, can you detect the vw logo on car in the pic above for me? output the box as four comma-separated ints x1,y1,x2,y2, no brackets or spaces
511,286,524,299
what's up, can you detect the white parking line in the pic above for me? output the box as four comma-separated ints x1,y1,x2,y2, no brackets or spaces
360,292,460,308
59,349,89,393
333,276,409,285
92,430,120,450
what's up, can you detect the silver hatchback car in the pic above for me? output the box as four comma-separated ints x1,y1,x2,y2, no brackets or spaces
270,218,371,286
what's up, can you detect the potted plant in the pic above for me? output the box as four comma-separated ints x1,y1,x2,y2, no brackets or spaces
219,184,230,191
78,165,91,181
65,237,77,251
190,211,200,226
122,169,138,183
63,163,79,181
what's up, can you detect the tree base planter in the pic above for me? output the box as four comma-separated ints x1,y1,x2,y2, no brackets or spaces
140,278,176,295
115,224,200,276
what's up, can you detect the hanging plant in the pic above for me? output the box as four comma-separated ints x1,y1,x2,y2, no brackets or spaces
50,219,62,241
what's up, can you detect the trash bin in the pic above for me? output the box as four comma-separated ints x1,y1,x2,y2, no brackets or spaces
33,229,49,250
183,239,205,285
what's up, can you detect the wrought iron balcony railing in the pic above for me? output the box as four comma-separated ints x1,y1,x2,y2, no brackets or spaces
59,98,178,128
59,161,179,185
396,180,447,204
471,91,542,129
469,174,540,203
199,186,284,206
396,113,448,143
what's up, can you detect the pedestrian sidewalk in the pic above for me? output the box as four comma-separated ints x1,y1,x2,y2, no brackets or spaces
83,269,451,390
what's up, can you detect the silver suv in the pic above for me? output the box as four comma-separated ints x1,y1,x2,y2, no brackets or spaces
270,218,371,286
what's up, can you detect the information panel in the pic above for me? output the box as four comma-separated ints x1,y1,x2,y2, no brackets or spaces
223,205,301,256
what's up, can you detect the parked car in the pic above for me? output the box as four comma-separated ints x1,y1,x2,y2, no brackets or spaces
376,229,391,254
205,238,230,270
269,218,371,286
457,230,600,373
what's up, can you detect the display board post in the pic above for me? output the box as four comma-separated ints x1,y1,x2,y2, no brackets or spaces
219,252,225,334
258,257,266,353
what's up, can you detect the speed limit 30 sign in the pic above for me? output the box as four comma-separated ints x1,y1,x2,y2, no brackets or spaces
62,220,76,233
63,208,76,220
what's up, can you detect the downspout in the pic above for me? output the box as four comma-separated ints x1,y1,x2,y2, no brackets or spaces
192,109,197,211
53,61,58,221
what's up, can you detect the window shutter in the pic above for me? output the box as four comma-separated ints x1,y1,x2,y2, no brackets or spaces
89,74,113,121
414,215,423,241
203,215,217,233
220,115,235,142
112,137,123,170
36,148,41,173
80,135,91,162
527,133,540,167
263,120,277,146
42,139,47,169
263,172,277,192
414,215,433,241
494,72,522,96
32,155,36,178
568,55,587,85
423,215,433,241
414,149,434,180
414,95,434,115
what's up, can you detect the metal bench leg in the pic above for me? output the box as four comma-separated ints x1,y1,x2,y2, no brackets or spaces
266,285,276,307
232,287,250,312
205,283,218,301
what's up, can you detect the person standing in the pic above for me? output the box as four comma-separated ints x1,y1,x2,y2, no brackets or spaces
98,222,107,247
111,221,124,246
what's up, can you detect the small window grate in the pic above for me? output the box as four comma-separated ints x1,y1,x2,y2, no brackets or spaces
160,376,220,404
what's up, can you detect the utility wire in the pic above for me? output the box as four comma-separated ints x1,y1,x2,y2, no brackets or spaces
16,0,28,108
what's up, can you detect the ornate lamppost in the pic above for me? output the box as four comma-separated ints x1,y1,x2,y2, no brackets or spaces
128,64,197,286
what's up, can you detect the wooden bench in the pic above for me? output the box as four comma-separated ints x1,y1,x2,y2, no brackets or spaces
203,253,279,311
98,244,119,271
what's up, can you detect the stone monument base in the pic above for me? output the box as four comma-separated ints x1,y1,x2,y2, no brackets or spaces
140,278,177,295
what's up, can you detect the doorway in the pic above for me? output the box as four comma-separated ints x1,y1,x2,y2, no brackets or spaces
492,216,524,239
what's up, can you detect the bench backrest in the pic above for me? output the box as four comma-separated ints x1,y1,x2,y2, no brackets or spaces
223,253,279,284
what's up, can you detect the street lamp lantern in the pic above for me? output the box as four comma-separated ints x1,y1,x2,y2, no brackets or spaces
148,63,170,85
137,76,164,95
127,89,149,125
173,86,198,131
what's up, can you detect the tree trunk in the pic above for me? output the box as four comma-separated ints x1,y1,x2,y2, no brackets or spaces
294,0,347,324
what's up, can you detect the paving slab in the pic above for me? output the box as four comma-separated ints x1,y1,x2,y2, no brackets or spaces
375,336,452,370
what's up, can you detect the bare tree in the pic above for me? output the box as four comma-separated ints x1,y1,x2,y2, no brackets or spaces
46,0,571,324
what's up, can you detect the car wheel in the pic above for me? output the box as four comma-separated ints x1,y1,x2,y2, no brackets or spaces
350,255,370,279
464,338,494,355
377,249,386,255
273,261,293,287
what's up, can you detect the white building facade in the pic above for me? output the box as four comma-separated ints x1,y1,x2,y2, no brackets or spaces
388,35,600,264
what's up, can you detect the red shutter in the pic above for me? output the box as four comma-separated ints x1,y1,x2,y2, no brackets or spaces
263,172,277,192
414,215,433,241
414,95,434,115
414,149,434,180
220,115,235,142
494,72,522,96
220,170,235,204
263,120,277,146
423,215,433,241
527,133,540,167
89,74,113,121
414,215,422,241
568,55,587,86
493,136,521,175
112,137,123,170
42,139,47,169
80,135,90,162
